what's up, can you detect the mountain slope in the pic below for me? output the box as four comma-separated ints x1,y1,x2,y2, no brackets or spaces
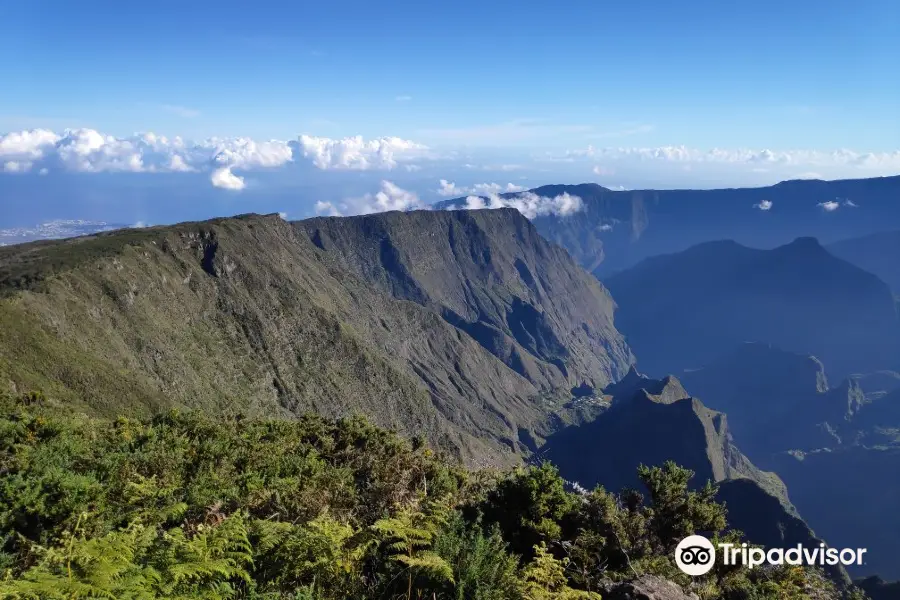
772,446,900,579
604,237,900,378
297,208,631,395
537,372,786,502
680,343,847,460
828,230,900,293
0,210,632,466
716,478,851,586
530,369,853,575
677,342,900,579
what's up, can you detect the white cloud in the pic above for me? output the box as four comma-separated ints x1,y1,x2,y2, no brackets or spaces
842,198,858,207
297,135,427,170
0,219,118,243
0,129,60,159
818,200,840,212
446,191,584,219
552,145,900,172
278,212,288,220
754,199,773,211
314,201,342,217
3,127,899,191
3,161,32,173
315,181,425,217
395,95,412,102
210,137,293,169
437,179,526,197
168,154,194,172
0,129,426,185
210,166,245,190
437,179,465,197
472,182,527,195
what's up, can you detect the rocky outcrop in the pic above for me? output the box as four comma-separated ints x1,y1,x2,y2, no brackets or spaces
598,575,697,600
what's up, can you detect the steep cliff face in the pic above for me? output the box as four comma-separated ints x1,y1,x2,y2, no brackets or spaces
0,210,632,466
536,370,788,502
298,208,632,396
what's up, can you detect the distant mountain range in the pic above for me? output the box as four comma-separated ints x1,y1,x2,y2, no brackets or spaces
604,236,900,379
829,230,900,293
439,175,900,278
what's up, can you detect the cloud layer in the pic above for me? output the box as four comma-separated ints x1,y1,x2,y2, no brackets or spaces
0,129,428,189
2,128,899,195
437,179,526,197
314,181,425,217
297,135,428,171
445,191,584,219
314,180,584,220
557,145,900,169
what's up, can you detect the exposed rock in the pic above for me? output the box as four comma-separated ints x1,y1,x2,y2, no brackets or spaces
681,343,897,461
297,208,632,394
598,575,697,600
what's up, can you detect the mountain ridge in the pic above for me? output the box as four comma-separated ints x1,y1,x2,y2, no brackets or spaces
0,209,632,466
604,236,900,379
437,175,900,278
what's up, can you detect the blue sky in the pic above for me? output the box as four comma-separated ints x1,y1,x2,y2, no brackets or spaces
1,0,898,232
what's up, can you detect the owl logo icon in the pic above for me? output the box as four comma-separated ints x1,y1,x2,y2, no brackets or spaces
675,535,716,576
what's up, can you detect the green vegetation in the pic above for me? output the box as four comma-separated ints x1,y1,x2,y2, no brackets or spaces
0,392,863,599
0,227,166,295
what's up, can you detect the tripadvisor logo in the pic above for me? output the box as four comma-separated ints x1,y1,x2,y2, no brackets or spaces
675,535,868,576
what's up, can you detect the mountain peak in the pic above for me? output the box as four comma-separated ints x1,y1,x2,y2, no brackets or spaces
607,233,900,378
789,236,822,248
770,236,831,261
